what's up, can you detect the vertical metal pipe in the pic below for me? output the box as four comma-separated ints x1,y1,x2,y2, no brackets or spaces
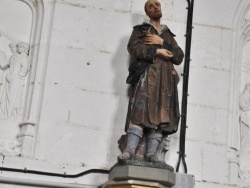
176,0,194,173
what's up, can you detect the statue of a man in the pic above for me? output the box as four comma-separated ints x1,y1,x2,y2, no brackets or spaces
118,0,184,163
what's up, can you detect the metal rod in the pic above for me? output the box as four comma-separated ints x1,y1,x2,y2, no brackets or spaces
176,0,194,173
0,167,109,178
0,176,95,188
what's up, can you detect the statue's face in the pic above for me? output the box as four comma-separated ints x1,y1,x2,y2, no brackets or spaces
17,45,24,53
9,45,16,53
145,0,162,20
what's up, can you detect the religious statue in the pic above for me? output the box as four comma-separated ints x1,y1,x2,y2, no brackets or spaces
118,0,184,164
0,49,7,70
0,42,30,122
0,34,8,91
0,33,8,70
240,83,250,149
0,49,7,92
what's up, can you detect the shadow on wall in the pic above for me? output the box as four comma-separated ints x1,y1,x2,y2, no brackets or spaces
107,36,130,166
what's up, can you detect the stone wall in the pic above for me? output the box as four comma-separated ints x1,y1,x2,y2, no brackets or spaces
0,0,250,187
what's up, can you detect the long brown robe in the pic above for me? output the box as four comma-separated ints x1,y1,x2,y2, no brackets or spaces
125,23,184,135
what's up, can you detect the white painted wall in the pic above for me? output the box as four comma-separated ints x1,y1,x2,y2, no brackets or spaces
0,0,250,187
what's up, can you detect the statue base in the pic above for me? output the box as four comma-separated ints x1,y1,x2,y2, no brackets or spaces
103,160,175,188
103,180,170,188
172,173,195,188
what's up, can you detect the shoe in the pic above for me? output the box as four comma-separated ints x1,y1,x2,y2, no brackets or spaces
117,127,143,163
118,148,133,162
146,153,162,163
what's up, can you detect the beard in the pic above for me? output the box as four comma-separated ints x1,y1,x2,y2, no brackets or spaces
149,12,162,20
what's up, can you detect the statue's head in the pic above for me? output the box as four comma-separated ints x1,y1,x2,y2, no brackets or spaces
9,42,17,53
144,0,162,20
17,42,29,55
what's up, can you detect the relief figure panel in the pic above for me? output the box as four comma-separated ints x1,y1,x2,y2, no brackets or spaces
0,42,30,123
239,41,250,185
0,0,32,156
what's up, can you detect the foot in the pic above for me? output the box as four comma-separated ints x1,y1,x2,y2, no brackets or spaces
146,153,162,163
117,148,133,163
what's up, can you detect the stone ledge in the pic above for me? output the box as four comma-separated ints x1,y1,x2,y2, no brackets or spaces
108,164,175,187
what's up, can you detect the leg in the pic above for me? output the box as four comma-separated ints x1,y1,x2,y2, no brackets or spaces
118,125,143,162
145,130,163,163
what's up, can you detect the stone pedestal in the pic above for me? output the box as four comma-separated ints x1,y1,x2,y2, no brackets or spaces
103,162,175,188
104,180,169,188
172,173,195,188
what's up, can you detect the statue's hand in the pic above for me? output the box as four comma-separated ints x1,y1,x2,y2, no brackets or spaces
156,49,173,60
144,33,164,46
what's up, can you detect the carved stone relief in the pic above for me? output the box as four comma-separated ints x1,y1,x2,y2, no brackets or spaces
239,43,250,185
0,140,21,156
0,42,30,123
0,0,56,157
0,0,32,156
0,45,7,91
239,84,250,152
239,91,250,184
228,0,250,186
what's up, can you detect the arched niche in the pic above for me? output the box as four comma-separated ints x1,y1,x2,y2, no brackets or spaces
228,0,250,185
238,33,250,186
0,0,56,157
0,0,40,156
